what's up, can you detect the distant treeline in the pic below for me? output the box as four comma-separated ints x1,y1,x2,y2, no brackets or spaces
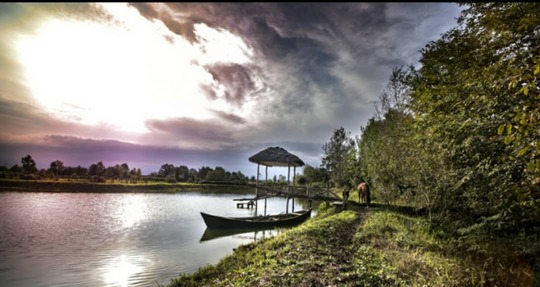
0,154,252,184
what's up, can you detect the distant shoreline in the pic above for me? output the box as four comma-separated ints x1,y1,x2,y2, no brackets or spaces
0,179,254,193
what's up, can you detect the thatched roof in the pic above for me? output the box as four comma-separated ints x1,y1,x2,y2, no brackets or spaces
248,146,305,167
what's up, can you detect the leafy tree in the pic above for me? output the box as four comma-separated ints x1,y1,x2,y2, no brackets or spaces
206,166,226,182
303,164,330,184
158,163,176,178
104,165,119,178
175,165,189,182
198,166,213,182
321,127,355,188
406,2,540,233
49,160,64,176
296,174,308,185
21,154,37,174
88,161,105,176
119,163,129,179
188,168,198,182
129,168,141,179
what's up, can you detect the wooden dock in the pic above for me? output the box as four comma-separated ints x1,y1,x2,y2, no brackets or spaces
232,184,342,215
234,184,341,203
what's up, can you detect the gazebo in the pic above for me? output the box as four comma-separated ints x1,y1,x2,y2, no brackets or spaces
248,146,305,214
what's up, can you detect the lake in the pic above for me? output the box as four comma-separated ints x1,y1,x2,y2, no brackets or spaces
0,191,314,287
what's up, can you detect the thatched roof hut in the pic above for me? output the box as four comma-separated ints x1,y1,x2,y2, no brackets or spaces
249,147,305,214
248,146,305,167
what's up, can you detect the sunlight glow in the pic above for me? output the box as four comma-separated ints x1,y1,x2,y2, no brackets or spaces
118,195,148,229
14,3,253,133
194,23,254,65
101,254,150,287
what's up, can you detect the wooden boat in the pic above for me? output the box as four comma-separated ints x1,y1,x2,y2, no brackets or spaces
200,209,312,229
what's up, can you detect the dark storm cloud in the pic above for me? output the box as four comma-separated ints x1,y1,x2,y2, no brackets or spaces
129,2,459,136
204,63,258,106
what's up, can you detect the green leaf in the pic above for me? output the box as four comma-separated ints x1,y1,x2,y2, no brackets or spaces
517,147,529,157
527,161,536,173
534,64,540,76
523,86,529,96
504,136,512,145
506,124,512,135
497,125,505,135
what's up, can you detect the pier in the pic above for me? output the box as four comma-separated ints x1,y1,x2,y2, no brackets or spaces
239,146,343,216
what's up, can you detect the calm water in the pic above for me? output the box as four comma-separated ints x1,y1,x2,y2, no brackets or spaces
0,191,313,287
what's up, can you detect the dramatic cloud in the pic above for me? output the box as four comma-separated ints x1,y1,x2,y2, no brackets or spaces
0,3,463,174
204,63,260,106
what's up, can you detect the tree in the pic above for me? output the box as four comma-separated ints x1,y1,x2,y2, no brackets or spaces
189,168,198,182
88,161,105,176
198,166,213,182
358,67,416,206
175,165,189,182
119,163,129,179
321,127,355,188
206,166,226,182
158,163,176,178
407,2,540,233
49,160,64,176
303,164,330,184
21,155,37,174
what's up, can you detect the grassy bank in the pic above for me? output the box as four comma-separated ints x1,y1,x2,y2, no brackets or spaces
164,201,537,287
0,179,253,193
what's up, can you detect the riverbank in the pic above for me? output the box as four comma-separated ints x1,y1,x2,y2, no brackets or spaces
165,201,537,286
0,179,253,193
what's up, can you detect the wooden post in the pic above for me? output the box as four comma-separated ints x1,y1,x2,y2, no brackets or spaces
292,166,296,212
293,166,296,188
256,164,260,215
264,165,268,216
287,164,290,192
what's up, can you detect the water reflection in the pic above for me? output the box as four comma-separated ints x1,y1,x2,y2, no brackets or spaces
0,192,315,287
101,254,151,287
117,195,148,229
200,227,283,242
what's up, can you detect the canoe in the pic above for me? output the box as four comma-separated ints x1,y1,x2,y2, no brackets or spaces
200,209,312,229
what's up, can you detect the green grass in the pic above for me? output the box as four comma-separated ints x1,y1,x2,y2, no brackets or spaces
163,201,537,287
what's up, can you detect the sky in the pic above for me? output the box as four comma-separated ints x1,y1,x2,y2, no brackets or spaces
0,3,463,177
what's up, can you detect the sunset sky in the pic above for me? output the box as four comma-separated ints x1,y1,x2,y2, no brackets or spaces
0,3,463,176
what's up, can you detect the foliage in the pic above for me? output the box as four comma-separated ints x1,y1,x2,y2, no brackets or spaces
321,127,356,189
355,208,535,286
406,2,540,234
4,155,248,185
358,66,417,206
48,160,64,176
21,154,37,174
302,164,330,184
355,3,540,237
